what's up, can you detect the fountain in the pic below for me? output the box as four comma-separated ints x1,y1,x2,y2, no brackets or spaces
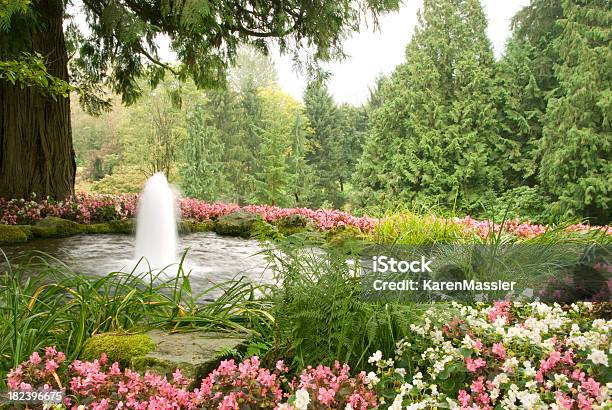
134,172,178,268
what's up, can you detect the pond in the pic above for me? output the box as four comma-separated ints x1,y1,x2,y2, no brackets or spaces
0,232,273,297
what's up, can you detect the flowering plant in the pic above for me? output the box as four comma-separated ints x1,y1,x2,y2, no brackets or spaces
3,193,610,239
7,351,377,409
367,301,611,409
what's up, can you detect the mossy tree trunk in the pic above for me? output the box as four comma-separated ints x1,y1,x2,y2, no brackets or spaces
0,0,75,200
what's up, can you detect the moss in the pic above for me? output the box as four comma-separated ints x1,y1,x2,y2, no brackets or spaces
274,214,314,236
0,225,29,243
108,219,135,234
81,333,156,366
178,220,214,234
83,223,112,234
31,217,83,238
214,211,262,238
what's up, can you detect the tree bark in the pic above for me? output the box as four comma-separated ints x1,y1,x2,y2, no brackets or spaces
0,0,75,200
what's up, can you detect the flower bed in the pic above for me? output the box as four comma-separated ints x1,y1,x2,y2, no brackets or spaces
0,193,609,239
8,350,376,409
368,301,611,409
7,302,610,409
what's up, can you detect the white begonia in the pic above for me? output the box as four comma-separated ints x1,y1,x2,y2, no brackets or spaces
493,372,509,386
344,404,354,410
388,394,403,410
588,349,609,367
294,388,310,410
368,350,382,364
394,367,406,377
502,357,519,372
366,371,379,387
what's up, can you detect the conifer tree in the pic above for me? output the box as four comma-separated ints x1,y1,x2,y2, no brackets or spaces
357,0,505,210
0,0,400,199
539,0,611,223
181,104,229,201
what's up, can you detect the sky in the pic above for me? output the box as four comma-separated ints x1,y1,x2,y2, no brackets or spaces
272,0,530,105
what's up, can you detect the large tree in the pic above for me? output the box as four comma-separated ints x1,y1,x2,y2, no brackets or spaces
0,0,400,199
357,0,506,211
539,0,611,223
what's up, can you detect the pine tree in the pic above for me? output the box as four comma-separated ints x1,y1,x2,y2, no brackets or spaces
539,0,611,223
495,0,565,190
356,0,505,211
303,80,345,207
181,104,229,201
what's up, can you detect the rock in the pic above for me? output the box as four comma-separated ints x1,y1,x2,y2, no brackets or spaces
131,330,248,385
83,223,112,234
108,218,135,234
81,333,156,366
274,214,313,235
0,225,30,243
178,220,214,234
214,211,262,238
31,216,83,237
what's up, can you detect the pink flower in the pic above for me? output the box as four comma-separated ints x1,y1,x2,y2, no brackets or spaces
465,357,486,372
491,342,506,359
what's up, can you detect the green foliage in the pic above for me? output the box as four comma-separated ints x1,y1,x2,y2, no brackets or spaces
90,166,147,194
357,0,506,212
0,52,73,97
368,210,473,245
264,234,424,370
304,80,346,208
81,333,156,366
1,0,400,110
538,0,611,224
180,103,229,201
0,252,273,385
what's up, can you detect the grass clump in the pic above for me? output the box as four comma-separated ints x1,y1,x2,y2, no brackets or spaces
0,250,273,388
81,333,155,365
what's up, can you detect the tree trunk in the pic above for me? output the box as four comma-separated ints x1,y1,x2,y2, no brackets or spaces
0,0,75,200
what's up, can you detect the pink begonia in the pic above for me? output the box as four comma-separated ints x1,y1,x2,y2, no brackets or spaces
2,193,610,238
465,357,486,372
491,343,506,359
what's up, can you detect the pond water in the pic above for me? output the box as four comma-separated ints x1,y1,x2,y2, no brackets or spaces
0,232,274,296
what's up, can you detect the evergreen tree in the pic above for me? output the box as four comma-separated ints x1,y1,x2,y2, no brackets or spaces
357,0,505,210
0,0,400,199
303,80,345,207
495,0,565,190
539,0,611,223
181,104,228,201
253,86,310,206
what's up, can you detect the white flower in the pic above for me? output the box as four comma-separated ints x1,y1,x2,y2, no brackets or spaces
388,394,403,410
294,388,310,410
366,371,380,386
588,349,609,367
395,367,406,377
368,350,382,364
345,404,354,410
